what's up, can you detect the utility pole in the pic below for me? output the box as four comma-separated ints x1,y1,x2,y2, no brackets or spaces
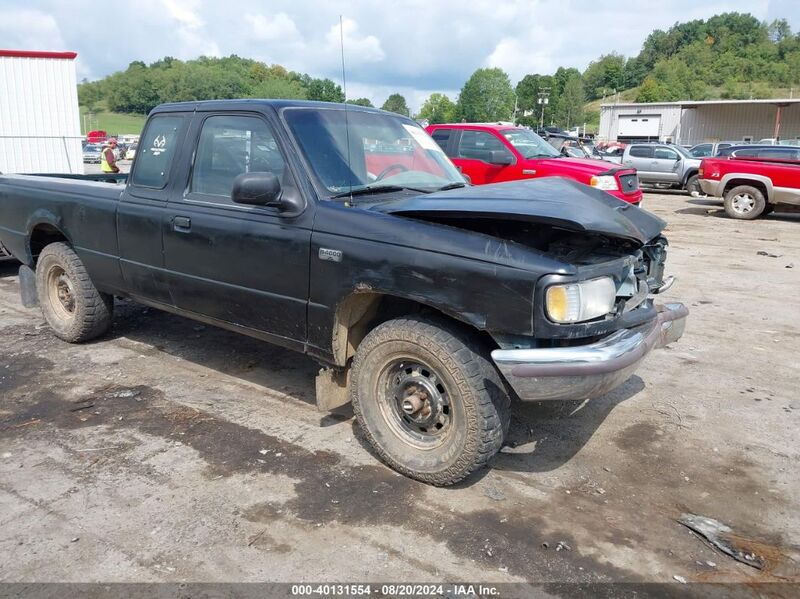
537,88,550,130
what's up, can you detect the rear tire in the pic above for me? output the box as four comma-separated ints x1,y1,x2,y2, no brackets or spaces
350,315,510,486
723,185,766,220
35,242,113,342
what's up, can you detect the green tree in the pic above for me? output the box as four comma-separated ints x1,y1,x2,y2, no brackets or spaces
251,77,307,99
417,93,457,124
555,74,585,128
303,77,345,103
515,74,555,126
346,97,374,107
583,54,625,100
381,93,410,116
635,76,663,102
457,68,515,122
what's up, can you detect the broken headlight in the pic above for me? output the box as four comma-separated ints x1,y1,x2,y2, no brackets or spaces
545,276,616,323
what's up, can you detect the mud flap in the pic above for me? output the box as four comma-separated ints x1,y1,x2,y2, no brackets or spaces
18,265,38,308
315,367,351,412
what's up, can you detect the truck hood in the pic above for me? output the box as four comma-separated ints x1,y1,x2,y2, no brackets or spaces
526,156,626,175
368,177,665,244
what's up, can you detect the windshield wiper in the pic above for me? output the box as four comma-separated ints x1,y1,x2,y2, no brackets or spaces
330,184,431,199
436,182,467,191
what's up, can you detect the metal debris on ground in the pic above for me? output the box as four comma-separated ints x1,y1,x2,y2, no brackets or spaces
673,575,687,584
756,251,781,258
678,513,764,569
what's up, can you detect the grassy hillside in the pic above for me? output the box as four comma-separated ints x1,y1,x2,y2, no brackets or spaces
80,104,146,135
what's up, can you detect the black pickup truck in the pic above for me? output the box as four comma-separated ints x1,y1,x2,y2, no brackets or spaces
0,100,687,485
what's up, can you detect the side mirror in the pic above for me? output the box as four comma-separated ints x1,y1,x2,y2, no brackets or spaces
232,172,282,207
487,150,514,166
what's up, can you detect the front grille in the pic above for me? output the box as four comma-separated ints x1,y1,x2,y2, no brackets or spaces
619,173,639,194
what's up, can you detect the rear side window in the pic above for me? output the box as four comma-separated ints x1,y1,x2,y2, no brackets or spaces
431,128,453,155
629,146,653,158
757,148,797,159
131,115,184,188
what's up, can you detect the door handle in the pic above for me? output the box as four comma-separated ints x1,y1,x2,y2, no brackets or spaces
173,216,191,232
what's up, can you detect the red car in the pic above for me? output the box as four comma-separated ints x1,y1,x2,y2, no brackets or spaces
426,124,642,204
699,154,800,219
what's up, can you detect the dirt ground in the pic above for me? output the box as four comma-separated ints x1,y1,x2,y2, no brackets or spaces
1,190,798,587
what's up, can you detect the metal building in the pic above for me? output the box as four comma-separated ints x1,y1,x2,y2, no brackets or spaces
0,49,83,175
599,99,800,145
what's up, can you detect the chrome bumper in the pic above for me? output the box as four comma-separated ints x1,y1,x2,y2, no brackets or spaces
491,303,688,401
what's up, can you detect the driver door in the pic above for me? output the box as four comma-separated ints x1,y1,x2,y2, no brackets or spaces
451,130,517,184
162,111,313,344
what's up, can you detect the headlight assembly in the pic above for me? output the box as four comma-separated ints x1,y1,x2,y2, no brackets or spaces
545,277,617,323
589,175,619,191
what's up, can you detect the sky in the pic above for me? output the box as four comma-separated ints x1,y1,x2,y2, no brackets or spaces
1,0,798,111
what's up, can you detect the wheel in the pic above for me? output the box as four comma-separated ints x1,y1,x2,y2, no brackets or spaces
685,174,702,195
724,185,766,220
350,315,510,486
35,242,113,342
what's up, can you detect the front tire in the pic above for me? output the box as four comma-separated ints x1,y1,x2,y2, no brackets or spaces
351,315,510,486
35,242,113,342
724,185,766,220
685,174,702,195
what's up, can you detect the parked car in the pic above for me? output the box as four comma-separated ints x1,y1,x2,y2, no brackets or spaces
426,124,642,203
124,144,137,160
607,142,702,194
699,154,800,219
0,100,687,485
82,143,103,164
688,141,742,157
717,145,800,160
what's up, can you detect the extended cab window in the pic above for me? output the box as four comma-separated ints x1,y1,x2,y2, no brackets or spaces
458,131,513,162
191,115,286,198
132,115,184,188
431,129,453,155
629,146,653,158
692,144,712,157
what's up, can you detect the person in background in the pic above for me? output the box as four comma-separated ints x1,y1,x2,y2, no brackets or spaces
101,138,120,173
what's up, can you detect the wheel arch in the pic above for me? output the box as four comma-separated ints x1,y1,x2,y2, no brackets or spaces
722,176,772,203
331,290,494,367
26,213,71,267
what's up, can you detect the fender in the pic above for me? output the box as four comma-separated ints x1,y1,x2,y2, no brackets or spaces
719,172,774,201
24,209,72,265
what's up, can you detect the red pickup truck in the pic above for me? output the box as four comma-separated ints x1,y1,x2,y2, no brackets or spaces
426,123,642,204
699,156,800,219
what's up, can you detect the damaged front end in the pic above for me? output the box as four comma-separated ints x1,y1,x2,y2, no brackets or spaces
368,178,688,402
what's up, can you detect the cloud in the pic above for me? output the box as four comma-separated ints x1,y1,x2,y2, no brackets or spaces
3,0,795,112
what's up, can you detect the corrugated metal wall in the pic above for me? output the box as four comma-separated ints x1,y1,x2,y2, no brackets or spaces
680,103,800,144
600,101,800,145
0,55,83,174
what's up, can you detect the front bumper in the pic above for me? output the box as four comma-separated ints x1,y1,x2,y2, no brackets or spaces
491,302,688,401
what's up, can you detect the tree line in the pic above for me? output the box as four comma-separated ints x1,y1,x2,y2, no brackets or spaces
79,13,800,130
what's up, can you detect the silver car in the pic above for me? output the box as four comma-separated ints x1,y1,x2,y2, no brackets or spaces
619,143,703,194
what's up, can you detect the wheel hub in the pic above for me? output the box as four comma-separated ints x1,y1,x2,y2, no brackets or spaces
55,274,75,312
384,361,451,439
732,193,755,213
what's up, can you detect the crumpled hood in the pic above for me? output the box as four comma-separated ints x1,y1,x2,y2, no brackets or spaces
368,177,665,244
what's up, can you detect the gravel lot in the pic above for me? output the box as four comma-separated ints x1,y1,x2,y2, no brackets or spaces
1,190,798,586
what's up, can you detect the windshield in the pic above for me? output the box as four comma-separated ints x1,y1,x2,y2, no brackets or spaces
501,128,560,159
672,145,692,158
284,108,464,196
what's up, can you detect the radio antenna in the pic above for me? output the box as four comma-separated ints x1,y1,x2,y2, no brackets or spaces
340,15,354,205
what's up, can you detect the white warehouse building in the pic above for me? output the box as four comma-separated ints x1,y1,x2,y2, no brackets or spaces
0,49,83,175
599,98,800,145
